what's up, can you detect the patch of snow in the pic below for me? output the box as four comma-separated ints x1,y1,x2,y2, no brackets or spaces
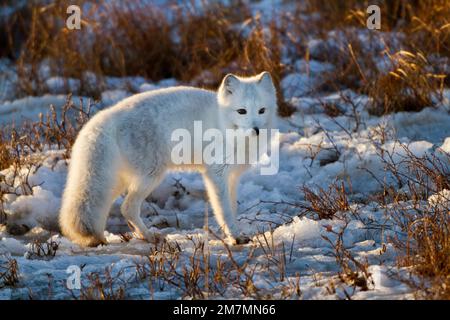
100,90,132,107
428,189,450,207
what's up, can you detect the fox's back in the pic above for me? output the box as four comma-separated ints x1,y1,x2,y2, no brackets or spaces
73,86,219,169
80,86,217,137
114,86,216,121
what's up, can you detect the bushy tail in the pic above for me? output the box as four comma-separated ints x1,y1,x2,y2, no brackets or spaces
59,127,118,247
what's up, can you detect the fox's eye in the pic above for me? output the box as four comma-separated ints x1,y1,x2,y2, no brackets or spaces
236,109,247,115
259,108,266,114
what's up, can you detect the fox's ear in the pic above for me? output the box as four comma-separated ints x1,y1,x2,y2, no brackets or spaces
258,71,275,91
220,73,239,95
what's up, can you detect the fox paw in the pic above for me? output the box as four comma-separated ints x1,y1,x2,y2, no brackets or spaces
147,232,166,244
132,229,164,244
146,231,165,244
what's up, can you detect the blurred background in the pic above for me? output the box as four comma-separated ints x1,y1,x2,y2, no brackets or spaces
0,0,448,117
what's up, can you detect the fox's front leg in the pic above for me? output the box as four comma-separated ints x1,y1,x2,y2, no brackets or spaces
228,166,247,216
228,170,239,215
203,166,250,244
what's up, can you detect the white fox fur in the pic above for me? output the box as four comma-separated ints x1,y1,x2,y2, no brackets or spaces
59,72,277,247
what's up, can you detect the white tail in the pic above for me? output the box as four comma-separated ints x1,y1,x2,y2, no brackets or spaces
59,126,118,247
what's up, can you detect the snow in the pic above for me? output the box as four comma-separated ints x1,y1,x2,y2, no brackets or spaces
281,60,334,98
5,186,60,232
101,90,132,107
440,137,450,153
1,2,449,301
45,77,81,94
2,84,445,299
0,94,88,125
428,189,450,207
0,237,27,256
1,69,448,300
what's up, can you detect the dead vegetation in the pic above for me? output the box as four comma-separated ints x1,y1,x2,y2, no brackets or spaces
368,50,446,115
0,94,94,171
0,96,94,228
394,203,450,299
1,0,293,115
0,0,449,300
322,221,374,299
328,129,448,299
134,235,263,299
301,183,350,220
25,238,60,260
1,1,449,115
66,232,300,300
0,257,20,289
292,1,449,113
373,142,450,299
72,266,127,300
278,119,449,299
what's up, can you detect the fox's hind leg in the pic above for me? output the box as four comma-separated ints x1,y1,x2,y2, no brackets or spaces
121,172,165,243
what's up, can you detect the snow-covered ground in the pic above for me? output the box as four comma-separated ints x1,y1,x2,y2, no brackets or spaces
1,1,449,300
1,65,449,298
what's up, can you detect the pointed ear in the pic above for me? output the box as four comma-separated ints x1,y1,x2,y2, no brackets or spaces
220,73,239,95
258,71,275,90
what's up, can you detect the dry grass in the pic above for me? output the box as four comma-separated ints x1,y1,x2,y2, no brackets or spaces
297,0,449,113
322,221,374,299
25,239,60,261
368,50,445,115
0,257,20,289
73,266,127,300
1,0,449,300
136,228,304,300
283,122,449,299
301,183,350,220
2,1,449,115
399,205,450,299
65,232,300,300
2,0,293,115
0,95,94,171
0,96,93,229
385,146,450,299
14,0,176,97
135,235,262,299
360,130,450,299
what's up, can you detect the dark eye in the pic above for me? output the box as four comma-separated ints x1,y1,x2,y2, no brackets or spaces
237,109,247,115
259,108,266,114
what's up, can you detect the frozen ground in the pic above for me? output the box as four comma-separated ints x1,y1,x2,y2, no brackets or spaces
1,68,448,298
1,1,450,300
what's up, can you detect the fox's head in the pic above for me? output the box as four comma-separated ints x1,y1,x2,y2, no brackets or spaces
217,72,277,135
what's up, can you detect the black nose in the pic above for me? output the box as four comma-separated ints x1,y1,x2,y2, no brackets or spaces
253,127,260,136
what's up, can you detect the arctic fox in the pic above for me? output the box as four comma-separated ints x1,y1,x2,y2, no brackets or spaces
59,72,277,247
